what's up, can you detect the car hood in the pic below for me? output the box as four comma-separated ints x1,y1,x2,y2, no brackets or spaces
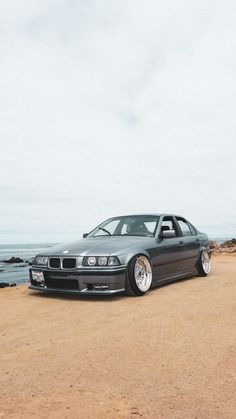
38,236,154,257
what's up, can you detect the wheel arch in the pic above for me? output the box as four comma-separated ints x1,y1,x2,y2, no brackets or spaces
199,243,212,258
124,249,152,268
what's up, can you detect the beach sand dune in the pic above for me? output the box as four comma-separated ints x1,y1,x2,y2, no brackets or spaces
0,254,236,418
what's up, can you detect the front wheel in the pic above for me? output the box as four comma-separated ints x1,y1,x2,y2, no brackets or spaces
197,250,211,276
126,255,153,296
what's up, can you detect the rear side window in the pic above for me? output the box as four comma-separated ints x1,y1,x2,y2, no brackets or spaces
176,218,192,237
188,222,197,235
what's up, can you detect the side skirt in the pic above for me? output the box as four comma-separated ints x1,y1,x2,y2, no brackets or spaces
151,270,197,288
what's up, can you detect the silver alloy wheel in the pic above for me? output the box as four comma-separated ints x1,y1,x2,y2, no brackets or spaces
201,250,210,274
134,256,152,292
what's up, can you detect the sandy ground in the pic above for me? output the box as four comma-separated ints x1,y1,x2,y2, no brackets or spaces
0,254,236,419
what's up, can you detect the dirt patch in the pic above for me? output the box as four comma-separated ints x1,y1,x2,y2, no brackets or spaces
0,255,236,418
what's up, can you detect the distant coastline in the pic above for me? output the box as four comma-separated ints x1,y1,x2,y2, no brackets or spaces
0,243,56,286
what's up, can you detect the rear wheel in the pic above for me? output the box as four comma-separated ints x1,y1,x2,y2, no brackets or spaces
197,250,211,276
126,255,153,296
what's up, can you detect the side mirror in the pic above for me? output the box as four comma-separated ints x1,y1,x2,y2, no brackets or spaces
83,233,88,238
160,230,176,239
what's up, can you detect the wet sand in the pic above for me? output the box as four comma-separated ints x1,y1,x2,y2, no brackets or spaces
0,254,236,418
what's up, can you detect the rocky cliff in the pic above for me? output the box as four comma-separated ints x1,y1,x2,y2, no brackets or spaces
209,239,236,254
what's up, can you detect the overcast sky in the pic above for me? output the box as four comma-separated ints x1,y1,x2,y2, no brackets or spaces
0,0,236,244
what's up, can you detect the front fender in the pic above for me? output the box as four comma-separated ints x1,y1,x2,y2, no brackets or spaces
119,249,152,267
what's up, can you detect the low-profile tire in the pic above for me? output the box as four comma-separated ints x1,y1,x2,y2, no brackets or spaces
125,255,153,296
197,250,211,277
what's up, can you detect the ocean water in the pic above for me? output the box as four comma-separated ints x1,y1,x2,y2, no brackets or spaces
0,243,57,285
0,237,232,286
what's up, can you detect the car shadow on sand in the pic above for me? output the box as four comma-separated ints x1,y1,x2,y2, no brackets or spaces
28,289,125,302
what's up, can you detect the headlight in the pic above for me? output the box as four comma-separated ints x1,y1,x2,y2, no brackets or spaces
83,256,120,266
36,256,48,265
108,256,120,266
98,256,108,266
87,256,96,266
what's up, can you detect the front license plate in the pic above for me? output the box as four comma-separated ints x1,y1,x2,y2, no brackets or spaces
32,271,44,282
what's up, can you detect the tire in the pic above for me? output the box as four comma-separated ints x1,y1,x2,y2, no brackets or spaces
125,255,153,296
197,250,211,277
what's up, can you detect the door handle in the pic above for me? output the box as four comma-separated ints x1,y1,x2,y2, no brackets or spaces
179,241,184,246
196,238,200,243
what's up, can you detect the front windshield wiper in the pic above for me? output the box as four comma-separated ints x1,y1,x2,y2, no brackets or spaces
97,227,111,235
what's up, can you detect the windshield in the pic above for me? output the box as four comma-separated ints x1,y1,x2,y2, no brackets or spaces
87,215,159,238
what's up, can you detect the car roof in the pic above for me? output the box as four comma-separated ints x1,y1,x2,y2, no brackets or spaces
109,214,184,218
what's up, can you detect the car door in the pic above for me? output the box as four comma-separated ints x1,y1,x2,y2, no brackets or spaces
174,217,200,272
153,216,188,281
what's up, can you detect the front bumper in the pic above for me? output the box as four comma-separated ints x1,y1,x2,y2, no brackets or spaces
29,266,126,295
